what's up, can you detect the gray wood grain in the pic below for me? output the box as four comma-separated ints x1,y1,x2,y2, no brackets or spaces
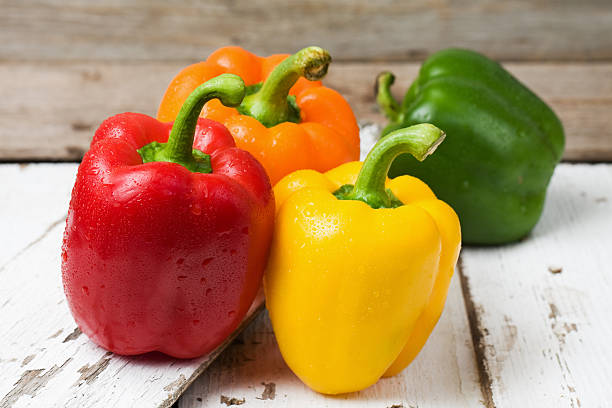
1,0,611,62
1,61,610,161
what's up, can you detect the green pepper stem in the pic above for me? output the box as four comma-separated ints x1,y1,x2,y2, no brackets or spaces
138,74,245,173
238,46,331,127
344,124,445,208
376,71,401,122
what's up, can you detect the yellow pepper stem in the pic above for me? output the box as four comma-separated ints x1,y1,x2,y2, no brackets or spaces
340,123,445,208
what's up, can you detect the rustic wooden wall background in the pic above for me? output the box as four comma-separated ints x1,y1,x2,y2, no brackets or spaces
1,0,611,162
2,2,612,407
3,0,612,62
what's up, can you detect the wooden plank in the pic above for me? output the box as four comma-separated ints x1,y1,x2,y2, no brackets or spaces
0,164,264,408
2,156,610,407
178,276,483,408
0,62,174,161
1,62,611,162
1,0,612,62
459,163,612,407
0,164,74,266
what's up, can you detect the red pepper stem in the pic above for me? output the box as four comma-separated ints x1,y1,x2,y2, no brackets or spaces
166,74,245,160
346,124,445,208
138,74,245,174
238,46,331,127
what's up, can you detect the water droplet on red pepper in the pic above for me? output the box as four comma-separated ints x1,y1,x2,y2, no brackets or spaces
202,257,213,267
82,286,89,296
190,204,202,215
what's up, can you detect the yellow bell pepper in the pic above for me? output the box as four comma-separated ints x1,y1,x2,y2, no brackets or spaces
264,124,461,394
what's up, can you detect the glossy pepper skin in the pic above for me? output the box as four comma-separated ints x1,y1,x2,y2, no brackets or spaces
265,124,461,394
157,46,360,184
62,75,274,358
377,48,564,244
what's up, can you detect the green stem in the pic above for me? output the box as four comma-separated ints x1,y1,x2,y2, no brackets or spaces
238,46,331,127
376,71,401,122
335,124,445,209
138,74,245,173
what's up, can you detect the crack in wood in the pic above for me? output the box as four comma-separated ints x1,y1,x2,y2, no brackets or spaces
0,358,71,408
550,97,612,106
554,352,580,407
64,145,86,158
220,395,245,406
48,329,64,339
70,121,93,132
548,303,560,320
257,382,276,400
20,354,36,367
547,302,579,350
501,315,518,358
74,352,112,386
457,256,496,408
163,374,186,392
62,327,82,343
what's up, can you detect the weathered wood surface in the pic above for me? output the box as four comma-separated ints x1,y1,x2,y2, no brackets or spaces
1,162,611,407
0,162,264,408
179,277,482,408
2,0,612,62
179,163,612,407
1,62,611,162
459,163,612,408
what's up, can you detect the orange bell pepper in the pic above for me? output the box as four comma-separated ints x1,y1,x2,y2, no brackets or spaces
157,46,360,184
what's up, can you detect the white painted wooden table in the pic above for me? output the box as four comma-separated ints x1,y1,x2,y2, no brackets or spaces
2,132,611,407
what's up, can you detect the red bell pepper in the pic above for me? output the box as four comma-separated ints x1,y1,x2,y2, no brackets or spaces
61,74,275,358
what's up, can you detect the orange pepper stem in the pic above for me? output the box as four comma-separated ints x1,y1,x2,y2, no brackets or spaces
339,124,446,209
238,46,331,127
138,74,245,173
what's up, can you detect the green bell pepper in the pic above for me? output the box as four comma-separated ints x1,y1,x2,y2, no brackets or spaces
376,48,564,244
